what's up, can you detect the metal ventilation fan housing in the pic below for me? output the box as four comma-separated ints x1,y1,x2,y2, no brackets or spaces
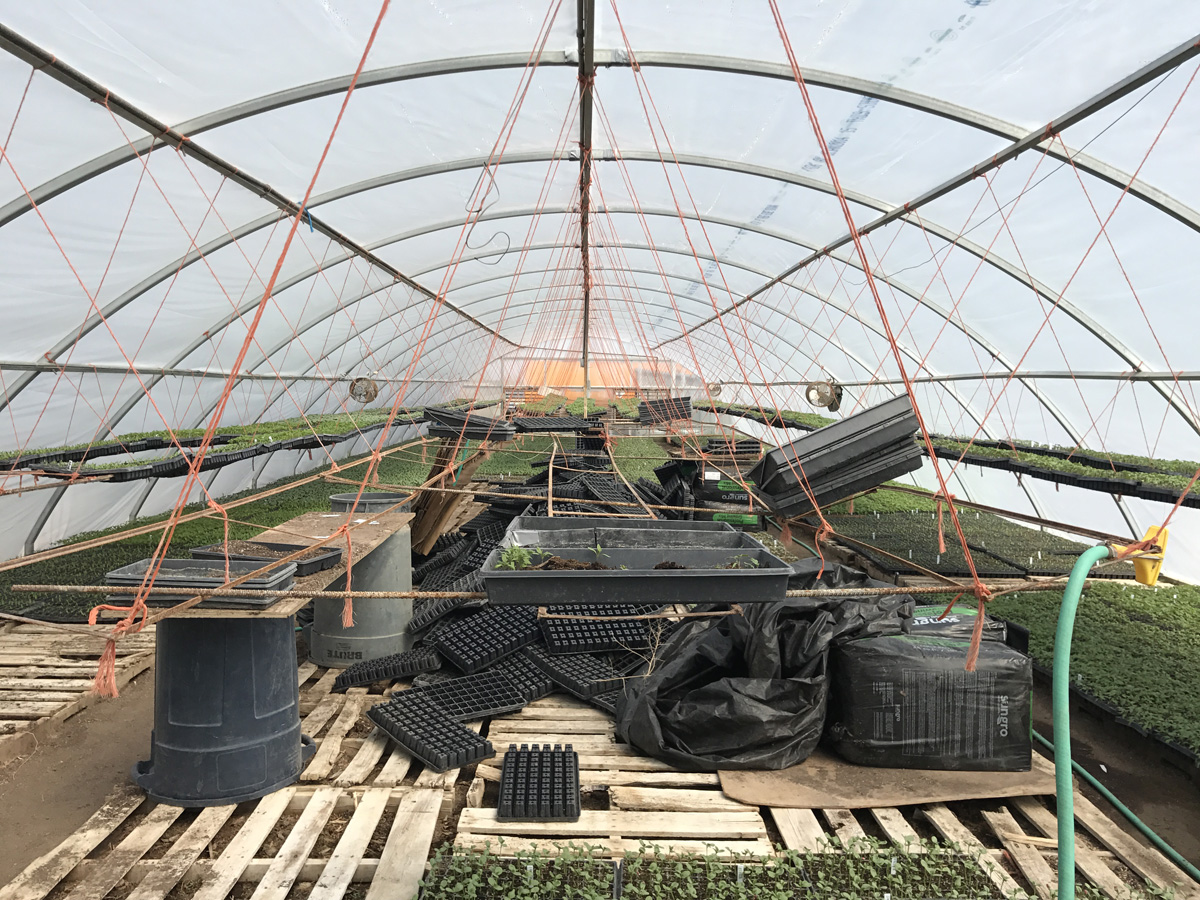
349,377,379,404
805,380,843,412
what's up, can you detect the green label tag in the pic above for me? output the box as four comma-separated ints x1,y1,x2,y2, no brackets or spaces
713,513,759,524
716,479,755,490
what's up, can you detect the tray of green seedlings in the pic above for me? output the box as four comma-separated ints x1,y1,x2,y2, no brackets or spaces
975,581,1200,761
930,436,1200,506
3,441,436,622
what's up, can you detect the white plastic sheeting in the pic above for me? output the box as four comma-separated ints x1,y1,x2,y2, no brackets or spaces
0,1,1195,575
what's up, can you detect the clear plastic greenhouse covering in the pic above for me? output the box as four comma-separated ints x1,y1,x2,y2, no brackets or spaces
0,1,1198,580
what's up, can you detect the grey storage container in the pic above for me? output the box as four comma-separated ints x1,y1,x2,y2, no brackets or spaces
133,617,315,806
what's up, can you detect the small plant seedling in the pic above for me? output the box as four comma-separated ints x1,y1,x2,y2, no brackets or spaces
495,545,550,571
721,553,760,569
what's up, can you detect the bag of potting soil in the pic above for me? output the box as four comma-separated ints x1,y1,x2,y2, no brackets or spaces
825,605,1032,772
614,561,914,771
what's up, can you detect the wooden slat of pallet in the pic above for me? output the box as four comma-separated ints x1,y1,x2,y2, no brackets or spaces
770,808,827,852
982,807,1056,900
308,788,390,900
0,787,145,900
496,718,614,734
60,804,183,900
0,701,74,718
921,804,1029,900
454,834,774,859
608,787,749,813
373,745,415,786
248,786,341,900
1073,792,1200,900
364,789,442,900
302,696,363,781
335,727,390,786
870,807,923,850
300,693,343,737
458,808,767,840
191,788,296,900
475,762,719,789
1010,796,1128,899
0,690,83,702
297,661,318,686
0,677,97,689
822,808,866,846
124,806,236,900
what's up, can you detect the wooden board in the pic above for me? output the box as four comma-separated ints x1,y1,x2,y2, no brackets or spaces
720,748,1057,808
169,510,413,618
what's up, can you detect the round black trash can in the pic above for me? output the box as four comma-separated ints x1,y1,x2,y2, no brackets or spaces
134,616,315,806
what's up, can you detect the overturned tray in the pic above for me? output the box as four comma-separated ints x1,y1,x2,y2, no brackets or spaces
191,540,341,577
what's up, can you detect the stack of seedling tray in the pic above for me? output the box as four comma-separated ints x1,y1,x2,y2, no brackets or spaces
191,540,341,577
425,406,517,441
638,396,692,424
104,558,296,609
748,395,922,517
498,743,581,821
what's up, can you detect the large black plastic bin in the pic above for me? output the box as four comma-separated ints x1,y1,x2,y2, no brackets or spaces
134,617,315,806
481,539,790,606
105,558,296,609
191,541,341,578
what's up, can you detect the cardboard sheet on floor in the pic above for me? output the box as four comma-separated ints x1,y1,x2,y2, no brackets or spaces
719,749,1056,809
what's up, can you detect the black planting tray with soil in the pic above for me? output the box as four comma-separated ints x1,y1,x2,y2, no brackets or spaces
190,539,342,577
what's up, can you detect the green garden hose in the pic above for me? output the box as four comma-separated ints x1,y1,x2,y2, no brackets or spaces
1031,730,1200,884
1053,544,1114,900
764,515,820,558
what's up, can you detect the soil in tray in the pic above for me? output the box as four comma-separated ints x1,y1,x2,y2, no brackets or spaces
653,560,687,569
537,556,610,570
206,540,328,560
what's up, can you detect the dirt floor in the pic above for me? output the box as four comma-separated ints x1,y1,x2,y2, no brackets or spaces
0,669,154,886
1032,678,1200,865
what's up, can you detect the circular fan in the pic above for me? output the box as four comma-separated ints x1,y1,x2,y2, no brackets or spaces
805,380,843,412
349,377,379,404
706,382,723,397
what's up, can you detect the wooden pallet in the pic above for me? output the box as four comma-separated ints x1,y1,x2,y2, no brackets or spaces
457,694,776,859
0,624,154,767
768,791,1200,900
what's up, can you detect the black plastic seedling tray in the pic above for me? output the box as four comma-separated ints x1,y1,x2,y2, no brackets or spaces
498,743,580,821
105,558,295,609
367,693,494,772
482,543,790,606
328,492,411,514
766,440,924,517
750,394,916,492
525,647,626,699
332,646,441,692
587,688,627,716
503,515,733,545
540,604,656,654
191,541,341,578
409,668,529,719
491,653,557,702
409,596,471,633
433,605,541,673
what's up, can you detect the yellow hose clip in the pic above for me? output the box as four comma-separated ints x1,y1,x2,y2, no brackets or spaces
1112,525,1168,587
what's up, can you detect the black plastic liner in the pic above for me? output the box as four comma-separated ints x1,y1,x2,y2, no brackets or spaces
826,605,1032,772
615,560,914,770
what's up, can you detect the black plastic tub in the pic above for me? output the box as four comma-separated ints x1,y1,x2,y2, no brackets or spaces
134,616,314,806
329,491,411,514
191,541,342,578
481,541,790,606
105,558,295,609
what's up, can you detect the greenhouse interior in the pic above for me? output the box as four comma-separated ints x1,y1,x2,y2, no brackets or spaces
1,1,1199,898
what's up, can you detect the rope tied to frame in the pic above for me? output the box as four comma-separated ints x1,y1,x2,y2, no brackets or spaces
335,523,355,628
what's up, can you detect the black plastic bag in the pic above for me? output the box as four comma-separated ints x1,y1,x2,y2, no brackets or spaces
826,604,1032,771
615,561,914,771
